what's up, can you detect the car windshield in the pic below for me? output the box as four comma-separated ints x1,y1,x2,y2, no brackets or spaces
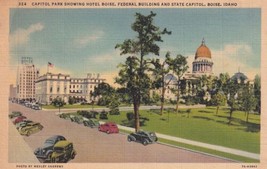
45,139,55,144
54,147,64,153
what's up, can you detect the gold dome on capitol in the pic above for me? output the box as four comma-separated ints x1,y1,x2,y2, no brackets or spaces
195,38,211,59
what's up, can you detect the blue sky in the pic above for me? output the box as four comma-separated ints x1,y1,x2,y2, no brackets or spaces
9,8,261,85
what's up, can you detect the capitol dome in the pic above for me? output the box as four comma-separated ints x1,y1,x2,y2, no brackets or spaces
195,39,211,59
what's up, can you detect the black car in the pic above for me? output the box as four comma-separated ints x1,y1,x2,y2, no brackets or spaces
83,118,100,128
34,135,66,162
99,111,108,120
127,131,158,145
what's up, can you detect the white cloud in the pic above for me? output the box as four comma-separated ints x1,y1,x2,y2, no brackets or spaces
74,31,104,47
10,23,44,46
186,43,260,80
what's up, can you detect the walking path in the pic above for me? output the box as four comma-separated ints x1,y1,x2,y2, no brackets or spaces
116,124,260,160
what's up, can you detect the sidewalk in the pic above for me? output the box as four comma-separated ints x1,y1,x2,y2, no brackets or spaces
116,124,260,160
8,120,39,163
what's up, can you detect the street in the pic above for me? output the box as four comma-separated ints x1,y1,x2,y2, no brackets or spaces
9,102,233,163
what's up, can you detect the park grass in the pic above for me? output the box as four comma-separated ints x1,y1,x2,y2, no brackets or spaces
104,106,260,154
42,104,105,109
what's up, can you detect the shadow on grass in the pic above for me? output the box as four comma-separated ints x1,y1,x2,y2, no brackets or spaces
121,117,149,127
192,116,214,121
198,110,213,114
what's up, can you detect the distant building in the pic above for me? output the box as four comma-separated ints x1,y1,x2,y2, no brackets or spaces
35,73,105,104
9,84,17,100
69,73,106,102
16,57,38,100
35,73,70,104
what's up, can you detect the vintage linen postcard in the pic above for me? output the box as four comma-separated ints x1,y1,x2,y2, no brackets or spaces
0,0,266,169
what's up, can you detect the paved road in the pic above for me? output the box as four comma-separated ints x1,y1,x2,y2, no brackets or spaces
9,103,232,163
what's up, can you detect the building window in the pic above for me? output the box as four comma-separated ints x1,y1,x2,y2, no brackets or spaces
57,87,60,93
50,87,53,93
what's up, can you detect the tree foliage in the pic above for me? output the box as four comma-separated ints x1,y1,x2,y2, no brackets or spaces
115,11,171,132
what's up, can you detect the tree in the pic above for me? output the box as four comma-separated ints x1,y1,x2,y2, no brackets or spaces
241,84,257,122
210,92,226,115
115,11,171,132
225,79,240,124
51,97,65,113
150,52,173,115
254,75,261,114
168,54,188,113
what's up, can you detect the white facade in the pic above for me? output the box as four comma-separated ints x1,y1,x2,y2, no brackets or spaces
69,73,105,102
35,73,105,104
16,57,38,100
35,73,70,104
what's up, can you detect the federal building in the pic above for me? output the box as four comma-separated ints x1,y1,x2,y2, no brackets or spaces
13,57,105,104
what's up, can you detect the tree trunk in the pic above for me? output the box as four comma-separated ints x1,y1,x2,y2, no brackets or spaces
246,111,249,123
176,81,180,114
133,101,140,132
160,87,166,116
228,109,233,125
216,106,219,115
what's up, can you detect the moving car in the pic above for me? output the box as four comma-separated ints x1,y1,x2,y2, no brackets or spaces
9,111,22,119
83,118,100,128
18,122,43,136
34,135,66,161
98,122,119,134
127,130,158,145
51,140,76,163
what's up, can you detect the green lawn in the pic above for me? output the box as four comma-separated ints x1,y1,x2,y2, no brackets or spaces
42,104,105,109
104,107,260,154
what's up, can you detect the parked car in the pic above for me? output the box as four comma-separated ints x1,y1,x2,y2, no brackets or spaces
8,111,22,119
15,120,33,129
13,116,27,124
69,115,84,124
83,118,100,128
51,140,76,163
32,104,41,110
34,135,66,161
98,122,119,134
58,113,71,120
127,131,158,145
18,122,43,136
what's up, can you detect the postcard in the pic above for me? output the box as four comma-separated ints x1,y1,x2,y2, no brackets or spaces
0,0,266,169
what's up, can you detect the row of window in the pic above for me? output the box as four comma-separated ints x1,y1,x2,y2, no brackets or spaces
70,85,94,89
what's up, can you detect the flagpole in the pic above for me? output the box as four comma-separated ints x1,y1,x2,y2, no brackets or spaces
47,63,49,74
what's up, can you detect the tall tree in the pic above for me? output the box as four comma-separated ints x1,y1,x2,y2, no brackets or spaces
210,92,226,115
241,84,257,122
150,52,173,115
254,75,261,114
226,79,240,124
168,54,188,113
115,12,171,132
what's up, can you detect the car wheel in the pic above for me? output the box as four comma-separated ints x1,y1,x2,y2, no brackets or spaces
47,153,52,161
71,152,76,159
142,139,148,146
26,130,32,136
127,137,132,142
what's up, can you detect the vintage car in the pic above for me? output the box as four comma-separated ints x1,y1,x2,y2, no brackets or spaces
34,135,66,161
32,104,41,110
127,131,158,145
9,111,22,119
15,120,33,129
13,116,27,124
18,122,43,136
69,115,84,124
98,122,119,134
83,118,100,128
51,140,76,163
58,113,71,120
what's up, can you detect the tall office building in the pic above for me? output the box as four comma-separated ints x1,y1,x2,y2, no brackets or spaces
16,57,38,100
